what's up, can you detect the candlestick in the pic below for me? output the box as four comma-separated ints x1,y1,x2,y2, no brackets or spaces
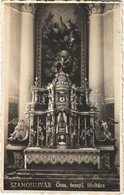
78,116,80,129
36,116,39,147
84,116,86,129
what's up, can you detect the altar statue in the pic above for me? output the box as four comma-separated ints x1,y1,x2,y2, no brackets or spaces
8,119,29,141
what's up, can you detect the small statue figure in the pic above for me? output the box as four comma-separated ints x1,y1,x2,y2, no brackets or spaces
48,89,54,109
70,130,77,148
30,128,36,147
41,94,47,105
47,126,54,147
80,129,86,147
71,90,77,110
95,118,118,142
8,119,29,141
80,128,93,148
38,122,45,147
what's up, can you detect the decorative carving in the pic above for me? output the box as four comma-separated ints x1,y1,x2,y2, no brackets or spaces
104,3,114,12
10,3,21,12
95,118,118,142
52,71,71,86
21,3,35,14
34,77,39,87
113,3,121,9
13,152,24,169
101,153,111,169
88,4,105,15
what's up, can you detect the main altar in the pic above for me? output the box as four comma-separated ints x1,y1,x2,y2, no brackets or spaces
23,71,101,170
5,69,119,191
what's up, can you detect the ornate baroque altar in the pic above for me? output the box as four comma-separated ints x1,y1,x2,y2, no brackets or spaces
5,65,119,191
10,70,115,171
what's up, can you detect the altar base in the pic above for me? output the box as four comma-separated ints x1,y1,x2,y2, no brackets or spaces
4,169,119,191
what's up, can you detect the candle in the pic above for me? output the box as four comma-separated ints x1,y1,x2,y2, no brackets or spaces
78,116,80,129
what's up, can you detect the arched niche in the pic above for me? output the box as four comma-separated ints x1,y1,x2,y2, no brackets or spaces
34,4,89,86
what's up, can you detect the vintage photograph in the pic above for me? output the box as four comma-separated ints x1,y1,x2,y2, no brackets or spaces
2,2,122,192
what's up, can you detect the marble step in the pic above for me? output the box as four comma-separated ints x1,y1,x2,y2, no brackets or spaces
6,169,119,178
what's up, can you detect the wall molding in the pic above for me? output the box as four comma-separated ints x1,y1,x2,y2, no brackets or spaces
8,3,121,15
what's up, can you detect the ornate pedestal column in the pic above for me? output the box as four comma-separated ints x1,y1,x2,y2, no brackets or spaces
19,4,34,119
89,4,105,119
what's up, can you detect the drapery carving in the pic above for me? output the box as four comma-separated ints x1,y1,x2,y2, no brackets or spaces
24,149,100,168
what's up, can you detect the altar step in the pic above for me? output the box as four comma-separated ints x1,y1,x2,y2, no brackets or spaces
4,169,119,191
6,168,118,178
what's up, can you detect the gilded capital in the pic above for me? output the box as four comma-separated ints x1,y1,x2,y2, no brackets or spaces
104,3,121,12
21,3,35,14
113,3,121,9
88,3,105,15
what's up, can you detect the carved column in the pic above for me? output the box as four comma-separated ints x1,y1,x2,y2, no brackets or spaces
3,4,11,165
36,116,40,147
77,116,80,148
90,114,95,147
89,4,105,119
103,5,114,113
28,113,35,147
19,4,34,119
